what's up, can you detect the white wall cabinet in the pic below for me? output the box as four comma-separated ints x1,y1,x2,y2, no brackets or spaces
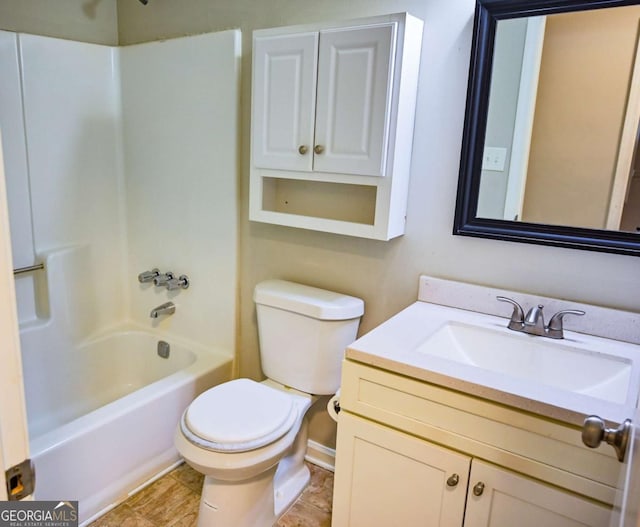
250,13,423,240
332,360,614,527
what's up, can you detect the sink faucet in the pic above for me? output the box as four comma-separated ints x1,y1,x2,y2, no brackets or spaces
150,301,175,319
496,296,584,339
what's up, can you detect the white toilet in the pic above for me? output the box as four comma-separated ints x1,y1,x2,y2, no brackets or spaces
175,279,364,527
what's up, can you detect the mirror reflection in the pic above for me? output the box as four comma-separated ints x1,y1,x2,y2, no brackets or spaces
477,5,640,234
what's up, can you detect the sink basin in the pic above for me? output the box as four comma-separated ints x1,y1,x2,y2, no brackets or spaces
346,292,640,425
415,322,632,404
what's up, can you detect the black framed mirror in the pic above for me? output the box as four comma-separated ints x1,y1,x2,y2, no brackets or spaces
454,0,640,256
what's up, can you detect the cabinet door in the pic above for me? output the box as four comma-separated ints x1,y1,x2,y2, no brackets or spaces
332,413,469,527
464,460,611,527
252,32,318,171
314,23,395,177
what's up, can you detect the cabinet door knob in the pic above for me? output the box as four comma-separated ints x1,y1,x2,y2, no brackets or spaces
473,482,485,496
446,474,459,487
314,144,324,154
298,145,308,155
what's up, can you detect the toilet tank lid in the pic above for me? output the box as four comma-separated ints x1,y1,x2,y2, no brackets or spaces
254,280,364,320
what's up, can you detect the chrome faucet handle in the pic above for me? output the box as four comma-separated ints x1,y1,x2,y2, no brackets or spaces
547,309,585,339
496,296,524,330
138,268,159,283
153,271,174,286
166,275,190,290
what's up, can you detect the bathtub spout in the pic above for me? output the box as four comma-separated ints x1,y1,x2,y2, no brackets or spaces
150,302,175,318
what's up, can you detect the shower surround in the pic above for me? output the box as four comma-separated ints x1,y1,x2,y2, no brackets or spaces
0,28,240,523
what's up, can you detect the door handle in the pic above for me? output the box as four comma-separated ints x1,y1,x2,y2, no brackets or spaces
582,415,632,462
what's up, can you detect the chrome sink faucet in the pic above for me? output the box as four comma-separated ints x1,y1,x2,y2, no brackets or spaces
497,296,585,339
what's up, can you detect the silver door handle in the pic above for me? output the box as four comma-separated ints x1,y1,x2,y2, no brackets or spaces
582,415,632,462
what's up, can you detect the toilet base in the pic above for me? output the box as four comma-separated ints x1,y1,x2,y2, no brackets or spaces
196,461,310,527
274,461,310,517
198,465,278,527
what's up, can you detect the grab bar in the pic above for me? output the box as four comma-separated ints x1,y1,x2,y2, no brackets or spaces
13,263,44,276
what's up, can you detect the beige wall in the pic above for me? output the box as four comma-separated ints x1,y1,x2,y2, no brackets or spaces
4,1,640,449
0,0,118,45
523,7,640,228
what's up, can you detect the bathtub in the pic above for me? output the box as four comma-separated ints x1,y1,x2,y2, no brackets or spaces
22,327,232,524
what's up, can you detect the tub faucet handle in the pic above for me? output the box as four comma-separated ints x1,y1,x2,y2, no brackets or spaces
138,268,160,283
153,272,174,287
166,275,190,290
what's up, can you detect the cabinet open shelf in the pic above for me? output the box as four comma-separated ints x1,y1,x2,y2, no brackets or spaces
262,178,377,225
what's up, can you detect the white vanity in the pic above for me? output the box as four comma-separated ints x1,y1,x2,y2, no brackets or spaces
332,276,640,526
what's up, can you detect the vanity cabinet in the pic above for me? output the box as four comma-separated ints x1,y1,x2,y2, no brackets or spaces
250,13,423,240
332,360,616,527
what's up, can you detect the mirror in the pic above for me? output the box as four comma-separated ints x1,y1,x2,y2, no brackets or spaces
454,0,640,256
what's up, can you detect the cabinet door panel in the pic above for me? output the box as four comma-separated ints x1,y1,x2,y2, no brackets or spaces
252,33,317,171
315,24,395,177
464,460,611,527
332,413,469,527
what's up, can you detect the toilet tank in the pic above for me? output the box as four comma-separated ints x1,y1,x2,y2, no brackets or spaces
253,280,364,395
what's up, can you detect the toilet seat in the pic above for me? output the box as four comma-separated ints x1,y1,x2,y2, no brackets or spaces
181,379,298,453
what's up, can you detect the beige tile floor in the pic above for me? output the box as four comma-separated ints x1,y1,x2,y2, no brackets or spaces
89,461,333,527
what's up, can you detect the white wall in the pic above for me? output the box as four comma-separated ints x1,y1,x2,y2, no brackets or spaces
1,32,126,334
0,32,37,323
120,30,241,352
20,34,127,335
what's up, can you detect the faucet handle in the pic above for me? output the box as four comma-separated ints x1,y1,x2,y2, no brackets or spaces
547,309,585,339
496,296,524,330
166,275,190,290
153,271,174,286
138,268,160,283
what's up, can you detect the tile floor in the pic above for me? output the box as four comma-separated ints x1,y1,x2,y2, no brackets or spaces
89,461,333,527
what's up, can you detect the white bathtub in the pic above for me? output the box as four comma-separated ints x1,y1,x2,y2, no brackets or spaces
23,328,232,524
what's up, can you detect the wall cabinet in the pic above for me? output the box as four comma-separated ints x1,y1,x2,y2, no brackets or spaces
332,360,615,527
250,13,423,240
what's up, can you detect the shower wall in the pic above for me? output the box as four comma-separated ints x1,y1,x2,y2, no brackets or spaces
0,29,240,439
120,30,241,351
0,31,125,336
0,32,36,323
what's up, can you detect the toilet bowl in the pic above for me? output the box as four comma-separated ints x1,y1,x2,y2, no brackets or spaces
175,280,364,527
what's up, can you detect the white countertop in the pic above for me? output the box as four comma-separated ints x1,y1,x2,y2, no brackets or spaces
346,301,640,426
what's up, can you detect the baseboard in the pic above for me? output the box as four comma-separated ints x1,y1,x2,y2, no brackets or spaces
305,439,335,472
